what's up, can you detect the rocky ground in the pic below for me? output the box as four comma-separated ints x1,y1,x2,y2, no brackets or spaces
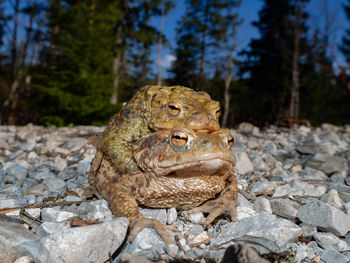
0,123,350,263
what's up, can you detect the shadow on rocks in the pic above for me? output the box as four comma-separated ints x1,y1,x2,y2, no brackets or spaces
221,245,269,263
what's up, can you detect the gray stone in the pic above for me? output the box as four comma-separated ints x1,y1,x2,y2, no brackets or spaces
345,202,350,215
167,208,177,225
123,228,173,259
31,171,56,182
187,225,204,236
307,241,324,256
38,218,128,263
77,160,90,176
251,181,277,195
41,207,76,222
57,166,76,180
253,196,272,214
330,172,346,183
210,213,302,254
36,221,71,237
321,248,348,263
300,223,317,238
5,165,27,181
270,198,300,220
297,199,350,236
305,154,348,175
273,184,292,197
74,200,112,222
296,144,336,155
20,139,36,152
0,215,39,250
290,181,327,197
320,189,344,210
231,149,254,175
299,167,329,181
140,208,167,225
42,177,66,195
252,156,269,171
53,156,67,171
27,183,48,196
0,184,22,195
314,232,350,252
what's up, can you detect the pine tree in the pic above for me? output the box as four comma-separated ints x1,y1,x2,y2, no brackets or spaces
240,0,309,125
341,0,350,63
35,0,120,126
170,0,240,91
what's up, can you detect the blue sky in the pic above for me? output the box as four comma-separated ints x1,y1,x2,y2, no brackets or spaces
151,0,348,77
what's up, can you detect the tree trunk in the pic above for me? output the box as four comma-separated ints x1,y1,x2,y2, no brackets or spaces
157,0,165,85
110,26,123,105
289,4,302,120
198,1,209,90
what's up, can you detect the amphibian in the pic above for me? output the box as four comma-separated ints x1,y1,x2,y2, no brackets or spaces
100,85,221,174
89,128,237,243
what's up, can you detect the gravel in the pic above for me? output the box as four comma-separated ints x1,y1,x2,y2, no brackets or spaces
0,123,349,262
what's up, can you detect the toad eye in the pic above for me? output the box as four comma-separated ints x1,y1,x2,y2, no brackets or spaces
167,102,181,117
228,135,234,148
216,109,221,118
170,131,188,150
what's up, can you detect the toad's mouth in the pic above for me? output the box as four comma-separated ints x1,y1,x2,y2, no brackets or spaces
155,157,234,177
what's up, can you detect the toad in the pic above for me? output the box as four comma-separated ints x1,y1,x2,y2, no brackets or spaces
89,128,237,243
100,85,221,174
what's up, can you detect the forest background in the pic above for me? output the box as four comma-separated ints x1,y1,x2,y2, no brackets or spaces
0,0,350,127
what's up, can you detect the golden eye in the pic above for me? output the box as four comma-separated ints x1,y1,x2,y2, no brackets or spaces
228,135,234,147
170,131,188,149
216,109,221,118
167,102,181,117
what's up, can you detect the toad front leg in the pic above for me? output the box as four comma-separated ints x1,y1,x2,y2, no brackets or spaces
101,118,150,174
187,172,238,225
105,182,173,244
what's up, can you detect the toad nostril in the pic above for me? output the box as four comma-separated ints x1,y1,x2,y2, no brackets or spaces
202,140,212,147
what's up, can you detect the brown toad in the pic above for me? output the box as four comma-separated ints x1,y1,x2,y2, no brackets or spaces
89,128,237,243
100,85,221,174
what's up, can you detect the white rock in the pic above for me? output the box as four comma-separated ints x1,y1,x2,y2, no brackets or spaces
53,156,67,171
167,208,177,225
38,218,128,263
187,212,205,224
41,207,76,222
140,208,167,225
273,184,292,197
253,196,272,214
295,244,308,262
188,231,209,245
320,189,344,210
251,181,277,195
232,149,254,175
